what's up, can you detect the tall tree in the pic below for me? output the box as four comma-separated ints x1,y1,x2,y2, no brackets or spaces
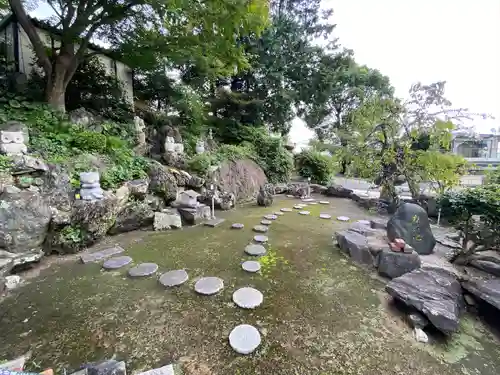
8,0,269,111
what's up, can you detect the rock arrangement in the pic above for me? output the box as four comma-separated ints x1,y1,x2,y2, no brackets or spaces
334,202,500,339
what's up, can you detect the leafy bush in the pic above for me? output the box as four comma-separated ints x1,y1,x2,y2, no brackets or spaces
294,150,334,185
187,153,215,177
70,129,107,153
0,155,12,172
251,134,293,183
439,185,500,261
100,156,149,190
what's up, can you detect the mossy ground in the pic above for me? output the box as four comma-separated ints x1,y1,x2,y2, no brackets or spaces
1,197,499,375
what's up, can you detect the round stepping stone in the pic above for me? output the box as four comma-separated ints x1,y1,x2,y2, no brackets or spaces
232,223,244,229
102,256,132,270
233,287,264,309
319,213,332,219
260,220,272,226
194,277,224,295
263,214,278,220
128,262,158,277
229,324,261,355
299,211,310,215
357,220,371,226
245,244,266,256
286,194,294,198
281,208,293,212
253,235,268,243
293,205,305,209
242,260,261,272
159,269,189,287
253,225,268,233
308,202,318,205
302,198,315,202
273,211,284,216
337,216,350,222
319,201,329,205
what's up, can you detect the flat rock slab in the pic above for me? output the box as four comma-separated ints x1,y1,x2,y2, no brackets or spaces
302,198,315,202
253,235,268,243
195,276,224,295
260,220,272,226
205,218,226,227
263,214,278,220
273,212,284,216
81,246,125,264
242,261,261,272
229,324,261,354
319,201,329,205
293,205,305,209
385,268,462,334
280,208,293,212
357,220,371,226
159,269,189,287
462,278,500,310
102,256,132,270
128,263,159,277
286,195,294,198
308,202,318,205
231,223,244,229
377,251,421,279
136,365,175,375
245,244,266,256
337,216,350,221
319,213,331,219
253,225,268,233
299,211,310,215
233,287,264,309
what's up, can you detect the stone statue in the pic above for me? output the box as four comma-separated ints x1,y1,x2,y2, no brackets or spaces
133,116,146,145
164,136,176,152
195,139,205,154
208,128,213,140
0,131,27,155
79,171,104,200
173,143,184,154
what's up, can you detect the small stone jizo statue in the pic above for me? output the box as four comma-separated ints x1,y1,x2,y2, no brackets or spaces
79,171,104,200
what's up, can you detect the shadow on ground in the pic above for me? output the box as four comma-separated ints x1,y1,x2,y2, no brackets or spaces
1,196,499,375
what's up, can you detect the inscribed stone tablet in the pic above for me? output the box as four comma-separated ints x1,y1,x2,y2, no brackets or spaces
245,244,266,255
159,269,189,287
229,324,261,354
253,225,268,233
337,216,350,221
233,287,263,309
253,235,268,243
242,260,261,272
102,256,132,270
194,277,224,295
128,263,158,277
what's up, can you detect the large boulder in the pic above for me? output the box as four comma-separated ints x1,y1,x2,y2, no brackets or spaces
257,185,273,207
209,159,267,203
148,162,178,202
324,184,353,198
108,201,154,234
462,279,500,311
336,230,375,267
386,268,463,334
46,193,119,254
377,250,421,279
467,251,500,277
0,190,52,253
177,205,211,225
387,203,436,255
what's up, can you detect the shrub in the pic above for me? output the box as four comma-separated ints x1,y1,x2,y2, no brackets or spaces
187,153,215,177
0,155,12,172
439,185,500,261
294,150,334,185
252,134,293,183
70,129,107,153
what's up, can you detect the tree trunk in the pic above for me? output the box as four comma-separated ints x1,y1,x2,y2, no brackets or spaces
46,75,66,112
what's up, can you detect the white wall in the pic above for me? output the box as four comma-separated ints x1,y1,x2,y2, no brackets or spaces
16,22,133,105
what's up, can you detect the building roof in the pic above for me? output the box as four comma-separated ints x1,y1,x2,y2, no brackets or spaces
0,13,122,62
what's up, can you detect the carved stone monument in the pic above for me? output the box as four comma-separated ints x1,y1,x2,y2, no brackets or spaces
133,116,146,145
195,139,205,154
164,136,176,152
0,131,27,155
79,171,104,200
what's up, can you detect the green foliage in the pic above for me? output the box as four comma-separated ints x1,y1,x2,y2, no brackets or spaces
252,134,293,183
187,153,215,177
294,150,335,184
71,130,107,153
484,166,500,185
100,156,149,190
0,155,13,172
59,225,84,245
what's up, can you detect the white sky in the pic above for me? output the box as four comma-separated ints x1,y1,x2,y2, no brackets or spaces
289,0,500,147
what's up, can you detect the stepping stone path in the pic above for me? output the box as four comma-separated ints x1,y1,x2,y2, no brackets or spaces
253,225,268,233
281,208,293,212
263,214,278,220
229,324,261,355
102,256,132,270
242,260,261,273
293,205,305,209
128,263,158,277
253,235,268,243
231,223,244,229
245,244,267,256
299,211,310,215
319,201,329,205
159,269,189,287
337,216,350,222
233,287,264,309
81,246,125,263
260,220,272,226
194,277,224,295
319,213,332,219
273,212,284,216
357,220,371,225
308,202,318,205
302,198,315,202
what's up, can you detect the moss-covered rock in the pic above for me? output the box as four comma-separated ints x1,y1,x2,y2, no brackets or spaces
147,161,178,202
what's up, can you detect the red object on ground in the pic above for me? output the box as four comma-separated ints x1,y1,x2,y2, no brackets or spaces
394,238,406,250
389,242,402,252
